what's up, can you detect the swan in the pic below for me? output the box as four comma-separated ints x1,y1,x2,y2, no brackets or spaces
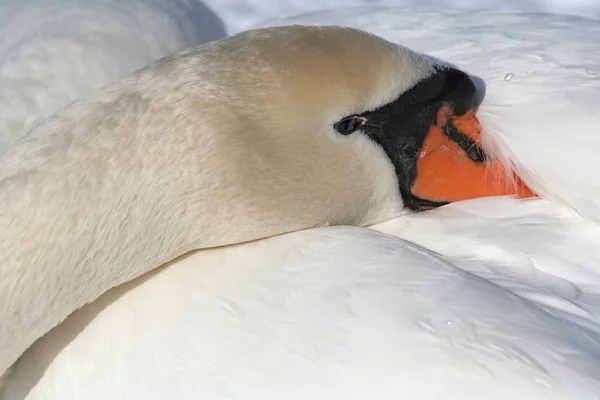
0,23,528,387
0,0,226,150
3,9,600,399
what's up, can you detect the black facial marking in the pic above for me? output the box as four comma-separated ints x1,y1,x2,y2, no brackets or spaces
402,192,450,211
443,121,487,163
335,66,480,211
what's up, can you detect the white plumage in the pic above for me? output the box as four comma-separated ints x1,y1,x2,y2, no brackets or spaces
2,6,600,400
7,214,600,399
0,0,225,150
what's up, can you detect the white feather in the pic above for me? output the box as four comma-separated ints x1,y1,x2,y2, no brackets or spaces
3,7,600,400
5,220,600,399
0,0,226,151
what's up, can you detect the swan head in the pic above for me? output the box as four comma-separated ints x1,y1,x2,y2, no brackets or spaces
148,25,532,225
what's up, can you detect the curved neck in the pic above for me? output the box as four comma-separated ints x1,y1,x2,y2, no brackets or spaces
0,89,404,375
0,111,196,372
0,100,292,374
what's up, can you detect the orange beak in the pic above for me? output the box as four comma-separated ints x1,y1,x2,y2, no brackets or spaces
411,106,536,206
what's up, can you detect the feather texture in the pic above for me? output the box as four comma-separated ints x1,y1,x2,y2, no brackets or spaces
3,7,600,400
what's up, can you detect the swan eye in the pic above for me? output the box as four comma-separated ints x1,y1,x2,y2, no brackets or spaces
334,116,366,135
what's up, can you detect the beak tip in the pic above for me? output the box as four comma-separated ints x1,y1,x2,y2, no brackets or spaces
412,107,536,205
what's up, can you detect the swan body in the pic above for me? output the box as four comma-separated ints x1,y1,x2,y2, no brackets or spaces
0,0,225,150
3,8,600,400
5,201,600,399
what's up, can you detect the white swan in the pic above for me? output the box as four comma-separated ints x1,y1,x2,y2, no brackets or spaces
3,9,600,399
1,23,520,385
0,0,226,150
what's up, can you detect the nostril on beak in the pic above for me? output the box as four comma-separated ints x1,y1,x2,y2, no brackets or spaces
443,119,487,163
439,67,479,116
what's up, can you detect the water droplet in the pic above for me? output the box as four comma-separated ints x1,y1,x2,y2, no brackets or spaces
526,69,533,75
446,320,452,325
587,68,596,75
504,73,515,81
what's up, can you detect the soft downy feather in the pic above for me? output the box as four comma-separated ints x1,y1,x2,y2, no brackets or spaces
4,212,600,398
4,8,600,399
0,0,226,151
0,0,225,386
